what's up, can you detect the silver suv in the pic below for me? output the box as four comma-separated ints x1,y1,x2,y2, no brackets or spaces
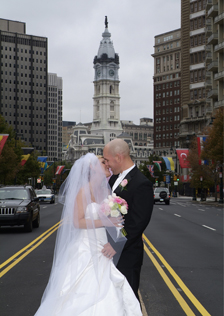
154,187,170,205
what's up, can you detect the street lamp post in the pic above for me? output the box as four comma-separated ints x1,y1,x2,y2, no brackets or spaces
200,176,203,201
170,146,178,197
219,166,223,204
53,158,57,194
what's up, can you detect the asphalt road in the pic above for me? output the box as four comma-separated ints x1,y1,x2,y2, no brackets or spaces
141,197,223,316
0,197,223,316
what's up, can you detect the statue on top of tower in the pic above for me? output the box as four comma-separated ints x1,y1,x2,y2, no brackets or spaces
105,16,108,28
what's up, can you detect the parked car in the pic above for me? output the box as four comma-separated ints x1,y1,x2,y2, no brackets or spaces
36,187,55,204
0,185,40,232
154,187,170,205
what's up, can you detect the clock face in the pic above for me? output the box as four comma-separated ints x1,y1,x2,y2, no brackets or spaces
109,69,114,77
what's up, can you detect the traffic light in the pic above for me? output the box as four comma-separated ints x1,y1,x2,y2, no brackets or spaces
173,175,177,181
163,176,166,182
177,175,179,181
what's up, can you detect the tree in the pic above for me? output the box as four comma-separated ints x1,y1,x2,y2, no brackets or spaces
200,108,224,201
201,107,223,165
16,150,41,184
0,143,18,184
0,116,22,184
0,114,39,185
43,161,72,188
139,154,166,185
188,136,217,198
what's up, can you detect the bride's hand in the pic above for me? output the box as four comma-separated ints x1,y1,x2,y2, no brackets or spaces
108,216,124,227
102,242,116,259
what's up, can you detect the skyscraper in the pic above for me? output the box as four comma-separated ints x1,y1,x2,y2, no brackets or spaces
152,29,181,155
179,0,210,148
48,73,63,160
206,0,223,111
0,18,48,153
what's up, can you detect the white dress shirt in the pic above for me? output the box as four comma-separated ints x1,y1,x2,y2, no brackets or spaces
112,164,135,192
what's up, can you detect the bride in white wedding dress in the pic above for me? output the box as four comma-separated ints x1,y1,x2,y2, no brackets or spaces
34,154,142,316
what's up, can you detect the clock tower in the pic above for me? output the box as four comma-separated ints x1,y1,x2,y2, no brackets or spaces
91,17,123,143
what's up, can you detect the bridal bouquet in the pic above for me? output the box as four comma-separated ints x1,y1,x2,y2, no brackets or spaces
101,193,128,236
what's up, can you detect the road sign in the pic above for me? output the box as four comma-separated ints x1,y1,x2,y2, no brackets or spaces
37,178,41,183
166,175,171,184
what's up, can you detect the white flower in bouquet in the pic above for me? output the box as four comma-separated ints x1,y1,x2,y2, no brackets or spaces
111,209,120,217
120,205,128,215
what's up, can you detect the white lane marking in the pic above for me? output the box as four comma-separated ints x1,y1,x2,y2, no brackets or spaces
202,225,216,231
177,203,186,207
42,206,47,209
159,208,163,210
198,209,205,211
174,214,181,217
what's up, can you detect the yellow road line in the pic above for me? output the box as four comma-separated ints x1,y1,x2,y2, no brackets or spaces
0,222,61,278
143,234,211,316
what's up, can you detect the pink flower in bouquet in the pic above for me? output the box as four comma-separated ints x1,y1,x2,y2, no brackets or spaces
115,197,123,204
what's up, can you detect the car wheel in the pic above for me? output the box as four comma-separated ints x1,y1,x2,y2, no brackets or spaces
33,212,40,228
159,191,167,199
24,216,33,232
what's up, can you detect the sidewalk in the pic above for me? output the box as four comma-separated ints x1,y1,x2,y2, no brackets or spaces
177,195,223,207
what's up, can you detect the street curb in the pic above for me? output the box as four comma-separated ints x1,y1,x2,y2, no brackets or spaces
139,290,148,316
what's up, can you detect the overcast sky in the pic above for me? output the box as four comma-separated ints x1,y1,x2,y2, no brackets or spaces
2,0,180,124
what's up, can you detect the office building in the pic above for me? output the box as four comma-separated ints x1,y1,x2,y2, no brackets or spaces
152,28,181,155
0,18,48,152
179,0,212,147
206,0,223,110
48,73,63,160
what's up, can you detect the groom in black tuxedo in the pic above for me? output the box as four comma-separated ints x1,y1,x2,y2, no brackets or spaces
103,139,154,300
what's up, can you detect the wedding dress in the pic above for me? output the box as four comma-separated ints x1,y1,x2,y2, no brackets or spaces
35,203,142,316
34,153,142,316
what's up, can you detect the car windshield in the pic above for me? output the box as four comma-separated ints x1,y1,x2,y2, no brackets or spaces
155,188,168,192
0,189,29,200
36,189,52,195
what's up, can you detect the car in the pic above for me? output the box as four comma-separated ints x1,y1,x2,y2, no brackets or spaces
0,185,40,232
154,187,170,205
36,187,55,204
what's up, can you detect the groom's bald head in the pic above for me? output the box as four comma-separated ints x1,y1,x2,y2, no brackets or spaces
106,139,130,157
103,139,133,175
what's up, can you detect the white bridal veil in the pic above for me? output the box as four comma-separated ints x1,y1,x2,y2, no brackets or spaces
36,153,126,315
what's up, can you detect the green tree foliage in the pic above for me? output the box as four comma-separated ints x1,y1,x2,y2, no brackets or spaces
16,151,41,184
0,143,18,184
201,107,223,165
0,114,40,185
43,161,73,188
188,136,216,191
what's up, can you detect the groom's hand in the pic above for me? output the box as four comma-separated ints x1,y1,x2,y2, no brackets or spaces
102,243,116,259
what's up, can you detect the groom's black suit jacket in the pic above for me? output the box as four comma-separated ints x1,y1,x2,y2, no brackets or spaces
109,166,153,269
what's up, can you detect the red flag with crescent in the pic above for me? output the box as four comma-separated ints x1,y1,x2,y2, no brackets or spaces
176,149,190,168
